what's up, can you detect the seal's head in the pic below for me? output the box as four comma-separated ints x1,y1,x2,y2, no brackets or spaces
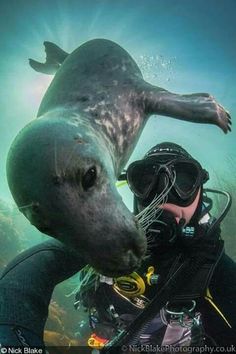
7,113,146,276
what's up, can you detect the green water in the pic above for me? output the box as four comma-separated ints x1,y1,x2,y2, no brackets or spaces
0,0,235,342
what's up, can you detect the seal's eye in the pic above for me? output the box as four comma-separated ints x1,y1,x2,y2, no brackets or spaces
82,166,97,191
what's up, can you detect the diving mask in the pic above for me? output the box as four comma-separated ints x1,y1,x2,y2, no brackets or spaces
127,157,208,202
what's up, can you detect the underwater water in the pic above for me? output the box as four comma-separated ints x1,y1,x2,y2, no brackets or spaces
0,0,236,346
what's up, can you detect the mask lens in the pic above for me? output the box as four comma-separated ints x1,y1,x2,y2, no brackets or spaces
173,161,200,197
127,161,156,198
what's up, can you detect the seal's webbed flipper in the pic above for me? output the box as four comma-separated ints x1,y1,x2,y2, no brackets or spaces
141,84,232,134
29,41,69,75
44,41,68,64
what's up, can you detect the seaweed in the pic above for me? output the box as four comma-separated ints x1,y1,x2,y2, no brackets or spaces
0,199,22,269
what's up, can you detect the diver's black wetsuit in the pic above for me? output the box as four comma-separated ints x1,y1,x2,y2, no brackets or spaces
202,253,236,345
0,238,235,347
0,239,85,347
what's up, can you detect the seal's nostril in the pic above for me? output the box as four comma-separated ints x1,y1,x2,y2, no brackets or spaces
129,237,147,259
126,250,138,268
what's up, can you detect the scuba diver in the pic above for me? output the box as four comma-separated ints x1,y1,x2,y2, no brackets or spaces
0,142,235,350
75,142,236,350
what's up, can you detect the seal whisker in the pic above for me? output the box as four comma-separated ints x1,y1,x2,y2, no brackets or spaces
136,184,169,219
140,206,163,231
63,144,78,176
137,186,168,223
0,202,35,216
137,175,175,232
17,202,34,210
140,189,169,225
143,193,168,220
66,265,99,298
140,201,164,225
54,139,59,176
1,201,36,214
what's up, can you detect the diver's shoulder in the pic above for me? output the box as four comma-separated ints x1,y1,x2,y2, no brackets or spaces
1,239,85,280
210,252,236,295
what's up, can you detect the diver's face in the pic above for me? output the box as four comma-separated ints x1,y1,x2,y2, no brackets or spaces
137,187,201,226
159,188,201,226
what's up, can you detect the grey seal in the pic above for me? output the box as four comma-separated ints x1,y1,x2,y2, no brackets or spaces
6,39,231,276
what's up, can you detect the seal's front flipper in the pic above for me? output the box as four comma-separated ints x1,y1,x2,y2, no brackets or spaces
29,41,69,75
141,84,231,134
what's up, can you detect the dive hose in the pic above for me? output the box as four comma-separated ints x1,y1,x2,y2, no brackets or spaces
101,252,207,353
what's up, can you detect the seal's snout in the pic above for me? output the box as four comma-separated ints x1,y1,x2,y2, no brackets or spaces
129,237,147,260
85,229,146,277
124,249,142,269
99,225,147,277
120,219,147,272
124,227,147,261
